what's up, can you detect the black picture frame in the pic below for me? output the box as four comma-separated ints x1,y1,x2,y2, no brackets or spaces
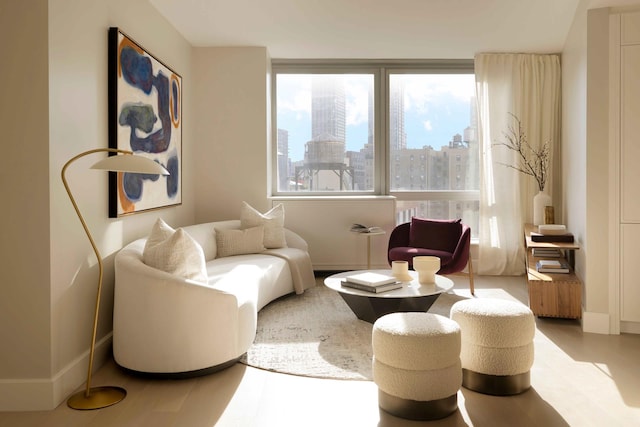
108,27,182,217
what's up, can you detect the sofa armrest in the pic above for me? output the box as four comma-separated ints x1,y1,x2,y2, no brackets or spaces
113,244,245,373
284,228,309,252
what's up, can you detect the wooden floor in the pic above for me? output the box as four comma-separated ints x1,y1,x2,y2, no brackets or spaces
3,275,640,427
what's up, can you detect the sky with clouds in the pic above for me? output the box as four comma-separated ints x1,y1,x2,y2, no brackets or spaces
277,74,476,162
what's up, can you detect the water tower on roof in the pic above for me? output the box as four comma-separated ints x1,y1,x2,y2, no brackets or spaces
296,76,353,190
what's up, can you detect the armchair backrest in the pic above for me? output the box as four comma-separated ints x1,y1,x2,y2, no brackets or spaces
408,217,462,253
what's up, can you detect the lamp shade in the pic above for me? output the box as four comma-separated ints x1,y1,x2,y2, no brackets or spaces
90,153,169,175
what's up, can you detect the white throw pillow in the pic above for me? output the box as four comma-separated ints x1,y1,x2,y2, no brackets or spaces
143,218,176,252
143,219,208,283
240,201,287,249
215,225,266,258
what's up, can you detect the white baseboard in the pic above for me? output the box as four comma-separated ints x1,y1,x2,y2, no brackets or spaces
582,311,611,334
0,334,112,411
620,321,640,334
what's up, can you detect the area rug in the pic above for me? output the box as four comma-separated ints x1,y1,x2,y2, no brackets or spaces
239,283,468,381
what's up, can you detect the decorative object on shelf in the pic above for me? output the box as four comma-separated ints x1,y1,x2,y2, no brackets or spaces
391,260,413,282
413,256,441,284
108,27,182,217
544,206,555,224
62,148,169,410
533,191,552,226
494,113,551,225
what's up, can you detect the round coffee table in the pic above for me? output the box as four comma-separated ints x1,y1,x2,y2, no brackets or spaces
324,270,454,323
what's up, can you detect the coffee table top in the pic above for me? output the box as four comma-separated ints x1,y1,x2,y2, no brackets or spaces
324,269,453,299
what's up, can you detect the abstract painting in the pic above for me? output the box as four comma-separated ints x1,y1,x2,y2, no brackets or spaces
108,27,181,217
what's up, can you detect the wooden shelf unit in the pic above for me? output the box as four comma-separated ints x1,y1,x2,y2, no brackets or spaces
524,224,582,319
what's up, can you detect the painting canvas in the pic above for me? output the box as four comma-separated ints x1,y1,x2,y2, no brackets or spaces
108,27,182,217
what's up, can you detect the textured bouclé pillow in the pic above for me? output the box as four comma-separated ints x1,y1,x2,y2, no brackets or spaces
215,225,266,258
144,217,175,250
240,201,287,249
409,217,462,253
143,218,208,283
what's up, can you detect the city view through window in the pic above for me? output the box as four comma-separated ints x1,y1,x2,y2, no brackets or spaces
275,72,479,231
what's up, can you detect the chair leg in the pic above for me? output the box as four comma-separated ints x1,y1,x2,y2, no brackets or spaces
468,256,475,295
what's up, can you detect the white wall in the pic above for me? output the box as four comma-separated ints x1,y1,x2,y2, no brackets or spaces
192,47,271,222
585,7,614,325
563,3,613,333
276,197,397,270
0,0,51,386
0,0,194,411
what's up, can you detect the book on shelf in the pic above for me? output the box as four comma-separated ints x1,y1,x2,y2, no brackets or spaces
350,223,384,233
530,232,574,243
532,248,562,257
341,279,402,293
344,271,397,286
538,224,567,235
537,260,562,268
536,260,570,273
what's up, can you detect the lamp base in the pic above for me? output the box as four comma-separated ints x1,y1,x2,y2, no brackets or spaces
67,386,126,410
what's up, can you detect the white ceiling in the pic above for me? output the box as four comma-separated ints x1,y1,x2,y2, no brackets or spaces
150,0,637,59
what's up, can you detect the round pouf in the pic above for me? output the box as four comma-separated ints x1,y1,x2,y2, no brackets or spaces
372,312,461,420
450,298,535,396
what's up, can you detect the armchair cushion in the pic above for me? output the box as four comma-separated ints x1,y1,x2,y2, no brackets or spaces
409,217,462,253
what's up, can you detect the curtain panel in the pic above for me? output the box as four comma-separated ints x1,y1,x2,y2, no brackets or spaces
474,53,561,275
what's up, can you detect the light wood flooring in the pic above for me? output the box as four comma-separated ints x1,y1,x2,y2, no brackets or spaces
2,275,640,427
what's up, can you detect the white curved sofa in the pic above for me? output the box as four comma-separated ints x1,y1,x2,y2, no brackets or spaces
113,219,315,376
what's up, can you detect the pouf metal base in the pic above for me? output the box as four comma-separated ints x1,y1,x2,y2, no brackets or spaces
462,369,531,395
378,390,458,421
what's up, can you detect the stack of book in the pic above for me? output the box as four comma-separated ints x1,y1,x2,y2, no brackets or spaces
532,247,562,258
341,272,402,293
536,259,570,274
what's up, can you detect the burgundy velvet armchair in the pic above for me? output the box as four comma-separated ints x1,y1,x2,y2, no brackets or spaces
387,217,474,294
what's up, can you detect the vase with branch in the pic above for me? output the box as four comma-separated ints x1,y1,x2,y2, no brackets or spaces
494,113,551,225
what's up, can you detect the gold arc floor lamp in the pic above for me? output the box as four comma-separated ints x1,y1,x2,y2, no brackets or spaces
62,148,169,410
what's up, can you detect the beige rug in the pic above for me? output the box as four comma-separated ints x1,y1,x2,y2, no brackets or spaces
239,283,468,381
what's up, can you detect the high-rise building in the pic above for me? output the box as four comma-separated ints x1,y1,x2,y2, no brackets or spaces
311,75,345,143
277,128,289,191
389,80,406,150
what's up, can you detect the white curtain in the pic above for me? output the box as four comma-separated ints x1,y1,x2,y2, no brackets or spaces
474,53,561,275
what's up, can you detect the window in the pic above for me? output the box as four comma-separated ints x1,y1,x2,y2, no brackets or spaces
272,61,479,236
388,73,479,233
274,72,375,192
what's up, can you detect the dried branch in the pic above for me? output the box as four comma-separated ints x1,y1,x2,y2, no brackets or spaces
493,113,550,192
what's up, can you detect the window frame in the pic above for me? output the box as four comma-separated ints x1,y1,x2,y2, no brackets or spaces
270,59,479,208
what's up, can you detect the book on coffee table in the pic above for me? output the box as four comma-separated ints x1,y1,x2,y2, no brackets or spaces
341,279,402,293
344,272,397,286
